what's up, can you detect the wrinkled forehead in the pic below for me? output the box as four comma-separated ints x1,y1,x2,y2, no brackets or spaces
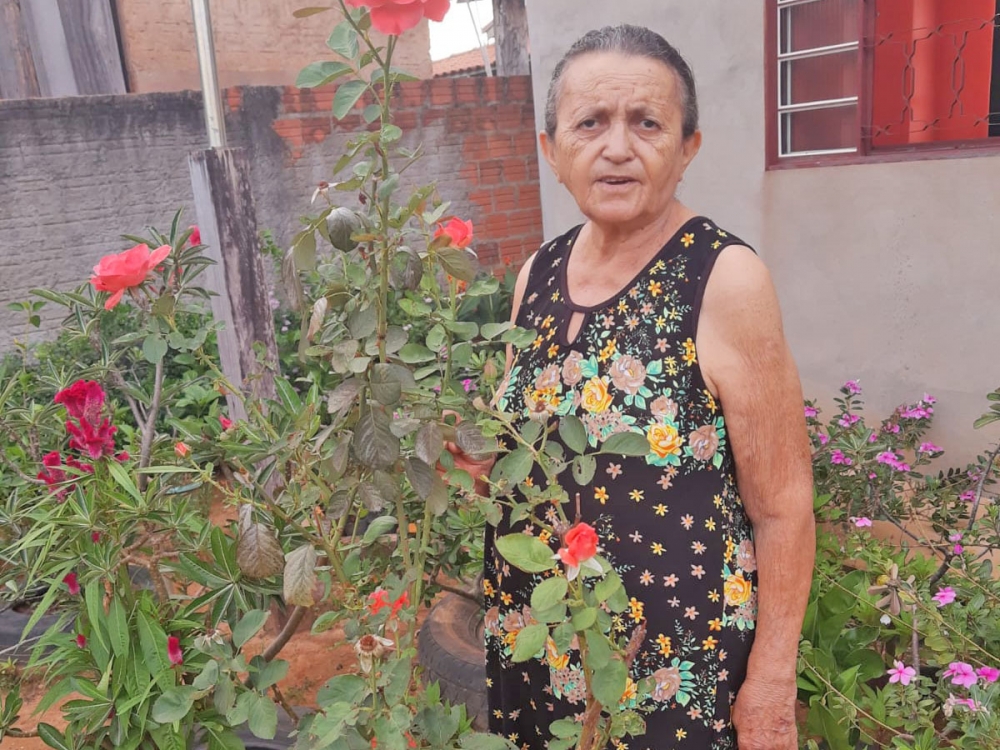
556,53,682,115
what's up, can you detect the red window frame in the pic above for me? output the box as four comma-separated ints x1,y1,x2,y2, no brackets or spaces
765,0,1000,169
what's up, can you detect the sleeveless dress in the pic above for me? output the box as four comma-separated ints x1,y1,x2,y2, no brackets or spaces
484,217,758,750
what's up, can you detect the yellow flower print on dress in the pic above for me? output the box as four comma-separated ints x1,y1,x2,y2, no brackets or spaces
682,337,698,366
681,232,695,248
581,376,613,413
646,421,684,466
544,637,569,670
724,571,753,607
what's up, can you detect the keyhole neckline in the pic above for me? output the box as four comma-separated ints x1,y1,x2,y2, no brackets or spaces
558,215,707,314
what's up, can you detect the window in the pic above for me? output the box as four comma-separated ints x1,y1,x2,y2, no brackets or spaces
766,0,1000,165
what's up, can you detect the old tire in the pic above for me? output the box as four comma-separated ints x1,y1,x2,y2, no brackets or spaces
417,593,488,731
0,602,67,661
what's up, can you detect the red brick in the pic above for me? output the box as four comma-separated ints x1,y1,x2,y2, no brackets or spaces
502,159,528,183
494,185,517,212
505,76,532,101
454,78,480,104
518,184,541,206
397,81,425,108
226,87,243,112
481,77,499,100
512,131,538,154
459,163,479,182
478,159,503,182
484,212,509,235
485,134,514,158
469,189,493,210
429,79,455,106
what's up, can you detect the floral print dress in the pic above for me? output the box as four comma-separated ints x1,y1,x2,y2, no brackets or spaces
484,217,758,750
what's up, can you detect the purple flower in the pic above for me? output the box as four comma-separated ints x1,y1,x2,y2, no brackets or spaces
887,660,916,686
868,433,878,443
923,393,937,405
948,532,963,542
804,405,818,418
953,544,964,555
932,587,956,607
944,662,978,688
844,380,862,395
831,450,852,466
818,433,829,446
900,406,932,420
919,442,943,454
850,516,872,528
838,414,861,428
959,490,976,502
461,378,476,393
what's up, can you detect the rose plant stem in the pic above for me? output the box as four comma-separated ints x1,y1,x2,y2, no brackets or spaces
138,358,164,491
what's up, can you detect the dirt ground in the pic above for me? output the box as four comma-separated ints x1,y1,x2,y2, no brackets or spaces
1,498,389,748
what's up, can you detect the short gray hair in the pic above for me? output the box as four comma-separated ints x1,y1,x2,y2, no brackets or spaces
544,25,699,139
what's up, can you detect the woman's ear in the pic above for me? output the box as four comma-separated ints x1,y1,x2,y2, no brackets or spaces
538,130,563,184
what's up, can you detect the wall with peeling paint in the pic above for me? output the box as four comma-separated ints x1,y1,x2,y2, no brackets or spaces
0,77,542,349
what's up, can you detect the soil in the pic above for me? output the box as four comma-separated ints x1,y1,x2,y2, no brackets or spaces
1,496,372,748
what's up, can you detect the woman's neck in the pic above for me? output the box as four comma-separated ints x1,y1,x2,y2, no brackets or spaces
579,202,696,264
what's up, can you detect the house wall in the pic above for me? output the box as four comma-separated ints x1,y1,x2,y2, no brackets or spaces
527,1,1000,458
114,0,434,92
0,76,541,350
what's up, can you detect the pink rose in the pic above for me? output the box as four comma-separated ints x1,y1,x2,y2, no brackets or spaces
433,217,474,249
90,244,171,310
344,0,450,36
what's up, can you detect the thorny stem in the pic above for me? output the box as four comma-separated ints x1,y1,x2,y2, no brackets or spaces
138,357,164,491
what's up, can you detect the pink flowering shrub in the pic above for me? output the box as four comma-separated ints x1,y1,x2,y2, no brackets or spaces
798,382,1000,748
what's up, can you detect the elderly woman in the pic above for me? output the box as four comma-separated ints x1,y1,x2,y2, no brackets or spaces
455,25,815,750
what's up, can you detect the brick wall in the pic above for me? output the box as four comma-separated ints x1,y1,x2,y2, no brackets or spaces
0,76,543,349
114,0,434,92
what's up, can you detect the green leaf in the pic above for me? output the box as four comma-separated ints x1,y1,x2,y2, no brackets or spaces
481,322,513,340
151,686,196,724
405,458,449,516
558,416,587,455
246,692,278,739
601,431,649,457
283,545,318,607
296,60,353,88
512,624,549,663
590,658,627,708
370,364,403,406
136,611,172,690
398,343,436,364
584,633,612,669
495,533,557,574
415,422,444,465
293,7,333,18
108,596,130,659
571,607,597,631
317,674,368,706
333,80,368,120
233,610,270,649
327,22,360,60
459,734,519,750
362,515,397,544
571,454,596,486
496,448,533,488
381,124,403,143
37,723,72,750
143,334,168,364
594,572,623,604
108,459,143,507
530,576,568,611
352,406,400,470
437,248,476,283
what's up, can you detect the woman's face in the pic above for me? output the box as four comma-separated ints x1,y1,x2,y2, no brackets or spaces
540,52,701,233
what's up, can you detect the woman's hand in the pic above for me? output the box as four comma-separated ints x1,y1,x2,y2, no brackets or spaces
438,411,496,496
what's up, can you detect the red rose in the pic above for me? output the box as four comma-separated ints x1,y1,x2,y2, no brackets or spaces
167,635,183,666
343,0,450,36
90,243,171,310
557,522,599,568
434,217,474,249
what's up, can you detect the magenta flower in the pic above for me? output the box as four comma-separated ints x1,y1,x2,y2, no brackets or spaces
37,452,94,501
838,413,861,428
887,660,916,686
75,634,87,649
462,378,476,393
167,635,183,666
949,532,963,542
219,415,233,430
953,544,964,555
831,450,853,466
944,662,978,688
804,405,818,418
868,433,878,443
959,490,975,502
64,572,80,596
91,531,101,543
844,380,862,395
55,381,118,460
919,442,943,454
976,666,1000,684
850,516,873,528
923,393,937,405
932,587,956,607
818,432,829,445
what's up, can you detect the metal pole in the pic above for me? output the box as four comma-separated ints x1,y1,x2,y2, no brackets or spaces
190,0,227,148
466,0,493,77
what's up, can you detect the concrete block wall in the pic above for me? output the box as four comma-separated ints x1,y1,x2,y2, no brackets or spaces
0,75,543,350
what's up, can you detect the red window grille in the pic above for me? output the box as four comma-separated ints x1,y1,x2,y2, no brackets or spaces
766,0,1000,165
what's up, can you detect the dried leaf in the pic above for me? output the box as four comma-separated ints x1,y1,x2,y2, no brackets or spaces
307,297,328,342
327,378,362,416
415,422,444,465
352,406,400,470
236,505,285,579
283,545,318,607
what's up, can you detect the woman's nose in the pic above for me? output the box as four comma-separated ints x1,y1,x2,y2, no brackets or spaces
601,121,633,161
